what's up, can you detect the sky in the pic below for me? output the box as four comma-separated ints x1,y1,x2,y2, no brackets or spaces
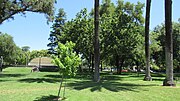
0,0,179,51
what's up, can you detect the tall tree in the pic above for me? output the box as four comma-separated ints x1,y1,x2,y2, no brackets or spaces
163,0,175,86
152,22,180,72
103,1,144,74
0,0,55,24
22,46,30,67
0,32,17,65
94,0,100,82
144,0,152,81
47,8,66,54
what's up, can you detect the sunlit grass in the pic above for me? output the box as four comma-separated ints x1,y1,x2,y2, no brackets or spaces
0,67,180,101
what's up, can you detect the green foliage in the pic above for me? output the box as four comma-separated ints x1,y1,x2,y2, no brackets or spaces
0,32,18,64
29,49,50,60
48,8,66,54
152,22,180,70
22,46,30,52
0,0,56,24
101,0,145,69
49,0,146,72
52,41,82,76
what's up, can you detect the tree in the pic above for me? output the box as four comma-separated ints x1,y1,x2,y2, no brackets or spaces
0,0,56,24
0,32,17,65
52,41,81,99
99,0,115,71
49,8,94,72
22,46,30,67
163,0,175,86
102,1,144,74
67,9,94,72
30,49,50,61
49,0,145,76
151,22,180,72
14,46,26,65
22,46,30,52
48,8,66,54
94,0,100,82
144,0,152,81
99,0,115,17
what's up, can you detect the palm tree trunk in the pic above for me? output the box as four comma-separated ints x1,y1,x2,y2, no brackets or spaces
144,0,152,81
94,0,100,82
163,0,175,86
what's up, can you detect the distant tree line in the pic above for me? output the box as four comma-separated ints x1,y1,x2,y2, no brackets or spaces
0,32,50,66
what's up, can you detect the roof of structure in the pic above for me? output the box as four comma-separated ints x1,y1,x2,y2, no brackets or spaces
28,57,55,66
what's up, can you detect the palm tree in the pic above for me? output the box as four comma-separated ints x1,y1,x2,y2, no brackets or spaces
163,0,175,86
94,0,100,82
144,0,152,81
22,46,30,67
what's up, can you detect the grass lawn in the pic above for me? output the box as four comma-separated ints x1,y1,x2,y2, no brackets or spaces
0,67,180,101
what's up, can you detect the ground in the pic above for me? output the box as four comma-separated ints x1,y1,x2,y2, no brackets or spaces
0,67,180,101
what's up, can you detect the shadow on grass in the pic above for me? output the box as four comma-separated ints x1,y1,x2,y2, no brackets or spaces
68,73,157,92
151,73,165,77
152,78,164,81
0,79,10,82
18,78,59,83
34,95,59,101
0,74,26,78
45,73,93,80
44,75,61,78
68,79,157,92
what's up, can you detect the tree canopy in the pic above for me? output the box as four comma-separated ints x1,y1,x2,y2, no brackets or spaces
0,0,56,24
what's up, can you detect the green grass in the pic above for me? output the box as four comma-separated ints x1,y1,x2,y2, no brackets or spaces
0,67,180,101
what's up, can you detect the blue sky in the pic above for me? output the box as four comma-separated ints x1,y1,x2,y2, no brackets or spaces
0,0,179,51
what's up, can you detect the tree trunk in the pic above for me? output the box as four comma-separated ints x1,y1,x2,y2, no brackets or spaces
163,0,175,86
57,74,64,97
100,61,103,71
62,76,66,99
93,0,100,82
91,54,94,72
116,55,120,74
89,53,91,72
136,61,140,76
119,58,125,75
144,0,152,81
178,65,180,73
0,56,3,72
0,67,2,72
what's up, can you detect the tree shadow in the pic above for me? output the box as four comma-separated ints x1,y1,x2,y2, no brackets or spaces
68,79,157,92
44,74,93,80
0,74,26,78
45,74,61,78
151,73,165,77
18,78,59,83
34,95,59,101
152,78,164,81
0,79,10,82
